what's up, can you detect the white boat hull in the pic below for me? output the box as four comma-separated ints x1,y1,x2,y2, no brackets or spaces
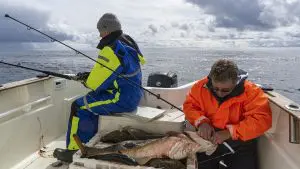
0,77,299,169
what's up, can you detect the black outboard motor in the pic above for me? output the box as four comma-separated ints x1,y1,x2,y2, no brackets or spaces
147,72,178,88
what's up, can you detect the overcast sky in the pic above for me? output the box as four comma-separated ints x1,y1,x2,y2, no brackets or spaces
1,0,300,49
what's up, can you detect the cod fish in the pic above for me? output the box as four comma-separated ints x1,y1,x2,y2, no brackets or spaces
100,126,165,143
73,130,217,166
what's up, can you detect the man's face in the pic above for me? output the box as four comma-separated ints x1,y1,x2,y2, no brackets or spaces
211,79,236,98
99,31,109,38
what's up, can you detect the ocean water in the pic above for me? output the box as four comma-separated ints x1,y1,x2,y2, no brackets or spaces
0,47,299,104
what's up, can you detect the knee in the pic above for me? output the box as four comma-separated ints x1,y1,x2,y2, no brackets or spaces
71,101,80,109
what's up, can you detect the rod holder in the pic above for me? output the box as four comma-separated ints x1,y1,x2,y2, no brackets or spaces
289,114,300,144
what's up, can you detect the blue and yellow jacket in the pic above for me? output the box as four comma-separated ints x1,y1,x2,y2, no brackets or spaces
85,30,145,111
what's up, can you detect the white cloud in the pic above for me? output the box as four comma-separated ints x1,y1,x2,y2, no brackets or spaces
1,0,300,48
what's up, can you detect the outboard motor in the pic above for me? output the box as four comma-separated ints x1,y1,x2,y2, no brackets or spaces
147,72,178,88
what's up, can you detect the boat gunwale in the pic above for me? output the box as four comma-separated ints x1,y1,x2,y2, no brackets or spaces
0,76,52,92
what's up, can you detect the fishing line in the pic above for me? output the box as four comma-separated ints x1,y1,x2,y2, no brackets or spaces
4,14,183,112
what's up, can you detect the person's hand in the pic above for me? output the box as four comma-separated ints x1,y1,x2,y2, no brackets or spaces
74,72,90,81
212,130,231,144
81,81,90,89
197,122,215,141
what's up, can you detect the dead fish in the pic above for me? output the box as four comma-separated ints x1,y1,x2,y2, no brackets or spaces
100,126,165,143
118,131,217,165
80,140,152,157
74,131,217,165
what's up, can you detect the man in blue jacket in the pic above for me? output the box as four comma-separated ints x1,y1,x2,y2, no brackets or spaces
54,14,145,159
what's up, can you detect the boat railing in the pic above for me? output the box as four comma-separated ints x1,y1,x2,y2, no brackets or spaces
265,91,300,144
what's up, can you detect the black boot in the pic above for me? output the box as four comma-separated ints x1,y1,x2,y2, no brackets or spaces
53,148,77,163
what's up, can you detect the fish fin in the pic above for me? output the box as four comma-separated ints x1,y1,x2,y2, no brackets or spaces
166,131,183,137
91,153,139,166
135,157,154,165
184,131,213,146
82,144,123,158
122,126,133,132
186,154,197,169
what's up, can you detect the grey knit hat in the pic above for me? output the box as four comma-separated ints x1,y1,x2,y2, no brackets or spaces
97,13,122,33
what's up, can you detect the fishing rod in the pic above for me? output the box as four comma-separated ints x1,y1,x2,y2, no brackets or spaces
197,142,235,166
0,60,74,80
4,14,183,112
0,60,115,115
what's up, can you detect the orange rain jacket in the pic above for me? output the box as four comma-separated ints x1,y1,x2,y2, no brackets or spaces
183,77,272,141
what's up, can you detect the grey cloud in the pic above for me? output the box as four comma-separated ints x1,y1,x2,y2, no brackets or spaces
160,25,167,31
148,24,158,34
171,22,191,32
185,0,300,30
0,4,74,42
179,24,189,31
195,34,210,39
171,22,179,28
286,32,300,38
207,25,215,32
248,39,300,47
259,0,300,27
180,32,186,38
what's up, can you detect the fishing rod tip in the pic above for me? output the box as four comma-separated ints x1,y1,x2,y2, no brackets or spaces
4,14,10,18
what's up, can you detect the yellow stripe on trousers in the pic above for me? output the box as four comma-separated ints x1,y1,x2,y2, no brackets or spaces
80,80,120,110
67,116,79,150
79,91,120,110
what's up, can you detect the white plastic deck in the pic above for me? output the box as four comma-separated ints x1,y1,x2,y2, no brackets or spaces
11,136,66,169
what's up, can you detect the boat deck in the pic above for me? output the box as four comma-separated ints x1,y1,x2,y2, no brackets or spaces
11,106,186,169
11,135,163,169
11,136,66,169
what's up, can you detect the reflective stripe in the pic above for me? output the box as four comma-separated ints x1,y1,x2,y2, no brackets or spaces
80,90,120,110
113,80,119,89
83,96,94,113
67,116,80,150
138,54,146,65
226,124,237,140
120,68,141,78
98,55,109,62
194,116,210,127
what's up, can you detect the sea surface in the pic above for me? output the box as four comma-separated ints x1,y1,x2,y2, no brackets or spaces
0,47,299,104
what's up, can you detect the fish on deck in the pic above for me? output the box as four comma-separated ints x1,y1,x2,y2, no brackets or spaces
100,126,165,143
73,129,217,168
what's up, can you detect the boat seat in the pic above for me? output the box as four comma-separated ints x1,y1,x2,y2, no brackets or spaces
114,106,184,122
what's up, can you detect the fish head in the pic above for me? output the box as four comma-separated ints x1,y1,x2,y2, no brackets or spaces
184,131,218,155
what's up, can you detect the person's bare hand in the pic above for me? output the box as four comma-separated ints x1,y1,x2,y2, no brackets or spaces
212,130,231,144
197,123,215,141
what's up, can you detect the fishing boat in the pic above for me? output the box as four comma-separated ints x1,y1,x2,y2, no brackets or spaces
0,72,299,169
1,13,300,169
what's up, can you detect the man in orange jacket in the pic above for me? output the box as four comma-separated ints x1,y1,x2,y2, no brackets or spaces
183,59,272,169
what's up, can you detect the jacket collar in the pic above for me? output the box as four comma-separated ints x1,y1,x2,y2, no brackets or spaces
96,30,123,50
206,69,248,105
